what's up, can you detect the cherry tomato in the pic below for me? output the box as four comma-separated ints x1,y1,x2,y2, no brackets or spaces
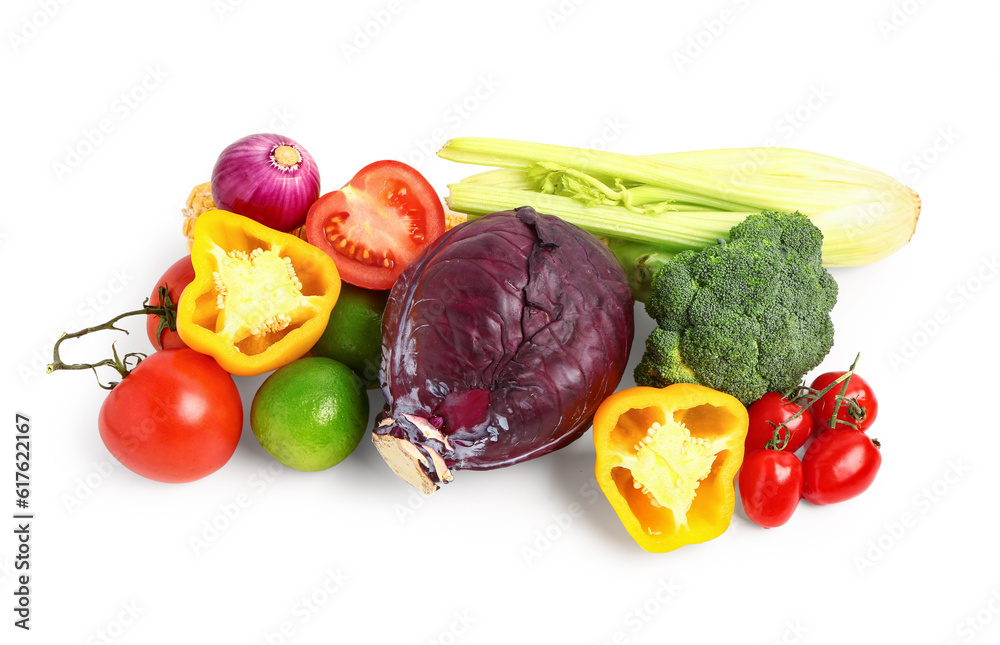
145,255,196,350
745,392,813,454
801,428,881,505
739,449,803,528
98,348,243,483
810,370,879,433
305,160,445,290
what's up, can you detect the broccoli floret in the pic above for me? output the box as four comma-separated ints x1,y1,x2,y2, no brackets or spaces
635,211,838,405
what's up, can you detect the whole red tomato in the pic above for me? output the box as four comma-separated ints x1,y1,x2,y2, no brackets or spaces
306,160,445,290
739,449,803,528
146,255,196,350
801,428,881,505
98,348,243,483
745,392,813,454
810,371,878,434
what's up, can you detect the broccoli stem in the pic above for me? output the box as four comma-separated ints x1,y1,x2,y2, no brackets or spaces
604,239,675,302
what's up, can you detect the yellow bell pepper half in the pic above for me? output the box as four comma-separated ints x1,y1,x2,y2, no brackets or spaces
593,384,749,553
177,210,340,376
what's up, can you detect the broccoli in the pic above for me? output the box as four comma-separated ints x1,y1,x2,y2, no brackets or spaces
634,210,838,405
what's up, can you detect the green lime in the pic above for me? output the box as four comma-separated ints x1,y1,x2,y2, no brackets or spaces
250,357,369,471
311,284,389,387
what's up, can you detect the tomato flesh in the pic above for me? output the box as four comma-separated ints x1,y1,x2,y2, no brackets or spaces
306,160,445,290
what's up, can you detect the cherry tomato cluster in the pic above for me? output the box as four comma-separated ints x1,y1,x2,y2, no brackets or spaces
739,364,882,528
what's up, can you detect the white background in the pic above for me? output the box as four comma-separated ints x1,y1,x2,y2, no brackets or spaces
2,0,998,643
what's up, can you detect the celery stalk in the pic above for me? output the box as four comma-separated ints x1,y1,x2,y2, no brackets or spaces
438,138,921,300
440,138,874,212
447,183,746,249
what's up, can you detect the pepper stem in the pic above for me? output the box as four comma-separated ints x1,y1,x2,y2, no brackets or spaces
46,286,178,389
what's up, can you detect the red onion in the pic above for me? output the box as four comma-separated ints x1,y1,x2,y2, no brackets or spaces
210,133,320,232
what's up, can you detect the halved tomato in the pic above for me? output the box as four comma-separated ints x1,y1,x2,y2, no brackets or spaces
305,160,446,290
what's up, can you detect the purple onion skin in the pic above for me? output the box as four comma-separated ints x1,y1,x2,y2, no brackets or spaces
378,207,634,473
210,133,320,232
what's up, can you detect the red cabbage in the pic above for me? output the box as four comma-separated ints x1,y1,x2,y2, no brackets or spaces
373,207,634,493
